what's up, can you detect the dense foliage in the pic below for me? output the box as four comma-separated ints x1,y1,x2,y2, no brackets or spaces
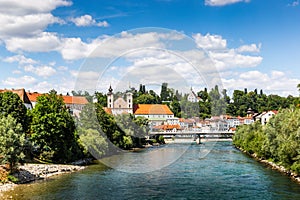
0,92,29,131
0,115,25,172
233,107,300,174
29,90,83,163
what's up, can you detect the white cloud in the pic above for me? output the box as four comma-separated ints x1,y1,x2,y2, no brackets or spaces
193,33,262,70
193,33,227,50
237,43,261,53
12,70,22,74
2,75,36,86
0,0,72,16
0,0,69,53
209,49,262,70
70,15,109,27
27,80,74,94
3,55,37,64
205,0,250,6
24,65,56,77
222,70,300,96
59,31,171,60
0,13,63,38
5,32,61,52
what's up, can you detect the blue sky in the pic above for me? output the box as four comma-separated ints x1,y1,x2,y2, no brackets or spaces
0,0,299,96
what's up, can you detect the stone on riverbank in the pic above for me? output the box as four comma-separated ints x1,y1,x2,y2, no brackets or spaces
0,163,85,193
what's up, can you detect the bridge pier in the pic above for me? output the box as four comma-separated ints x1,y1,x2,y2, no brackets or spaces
196,134,202,144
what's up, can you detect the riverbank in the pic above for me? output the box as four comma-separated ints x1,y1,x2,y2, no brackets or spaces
0,163,86,193
235,146,300,184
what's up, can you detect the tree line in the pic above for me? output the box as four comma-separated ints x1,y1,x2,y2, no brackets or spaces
0,90,149,176
93,83,300,119
233,106,300,174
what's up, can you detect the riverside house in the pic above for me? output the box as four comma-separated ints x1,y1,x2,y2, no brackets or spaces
26,91,88,117
0,88,32,109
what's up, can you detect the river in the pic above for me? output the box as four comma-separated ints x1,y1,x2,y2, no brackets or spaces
3,141,300,199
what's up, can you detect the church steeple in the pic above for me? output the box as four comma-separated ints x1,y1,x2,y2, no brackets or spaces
107,85,114,108
108,84,113,94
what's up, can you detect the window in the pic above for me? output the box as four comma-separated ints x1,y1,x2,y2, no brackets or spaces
129,99,131,103
109,99,111,103
119,105,121,108
129,104,131,108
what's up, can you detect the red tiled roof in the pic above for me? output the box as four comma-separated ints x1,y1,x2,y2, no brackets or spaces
62,96,88,105
26,92,42,102
0,88,31,104
153,124,181,130
133,104,173,115
26,92,88,105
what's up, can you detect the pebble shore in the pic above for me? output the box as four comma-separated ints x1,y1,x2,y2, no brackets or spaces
0,163,85,193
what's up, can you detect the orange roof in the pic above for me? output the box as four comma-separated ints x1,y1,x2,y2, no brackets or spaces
104,107,112,114
133,104,173,115
0,88,31,104
153,124,181,130
26,92,88,105
26,92,43,102
62,96,88,105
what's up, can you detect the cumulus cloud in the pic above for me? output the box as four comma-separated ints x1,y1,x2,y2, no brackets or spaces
24,65,56,77
0,13,63,38
0,0,69,52
70,15,109,27
59,31,175,60
193,33,262,70
193,33,227,50
0,0,72,15
3,55,37,65
237,43,261,53
209,50,262,70
2,75,36,86
205,0,250,6
222,70,300,96
5,32,61,52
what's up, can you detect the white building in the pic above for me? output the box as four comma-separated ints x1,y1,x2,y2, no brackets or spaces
133,104,174,126
187,87,199,103
261,110,278,125
105,85,133,115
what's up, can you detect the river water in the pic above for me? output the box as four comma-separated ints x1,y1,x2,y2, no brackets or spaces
3,141,300,199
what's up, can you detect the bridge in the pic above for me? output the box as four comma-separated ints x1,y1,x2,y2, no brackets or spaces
149,130,235,140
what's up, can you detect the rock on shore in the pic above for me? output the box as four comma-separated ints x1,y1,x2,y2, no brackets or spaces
0,163,85,193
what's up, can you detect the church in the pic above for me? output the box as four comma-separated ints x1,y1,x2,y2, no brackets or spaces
103,85,175,126
104,85,133,115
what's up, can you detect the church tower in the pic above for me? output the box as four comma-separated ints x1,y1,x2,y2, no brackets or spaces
107,85,114,108
126,92,133,109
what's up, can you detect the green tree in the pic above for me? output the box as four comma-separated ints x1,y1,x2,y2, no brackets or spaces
0,115,25,172
135,94,157,104
30,90,83,163
0,92,29,131
77,103,108,158
170,96,181,117
94,92,107,107
209,85,226,116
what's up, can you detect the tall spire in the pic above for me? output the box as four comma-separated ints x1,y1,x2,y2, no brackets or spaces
108,84,113,94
